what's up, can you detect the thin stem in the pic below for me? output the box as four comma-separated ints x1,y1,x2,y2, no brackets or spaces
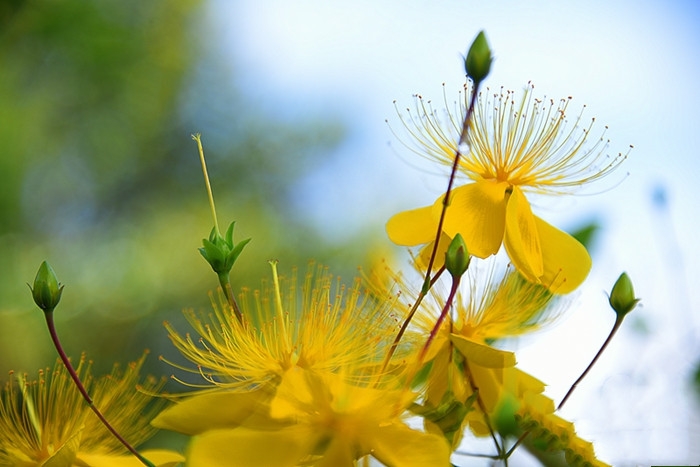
43,311,155,467
193,133,220,236
464,359,502,455
504,430,531,459
558,316,624,411
380,266,445,374
396,269,458,392
386,81,482,369
420,83,480,291
417,273,460,364
218,272,243,323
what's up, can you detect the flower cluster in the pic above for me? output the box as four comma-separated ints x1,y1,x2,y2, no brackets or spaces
150,70,629,464
154,263,450,466
7,32,638,467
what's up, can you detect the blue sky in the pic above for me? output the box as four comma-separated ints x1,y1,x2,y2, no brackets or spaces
205,1,700,463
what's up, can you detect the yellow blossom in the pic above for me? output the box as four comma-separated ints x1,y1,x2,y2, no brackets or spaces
387,83,628,293
161,262,403,391
427,269,555,434
163,368,450,467
370,261,557,443
155,263,435,465
0,353,183,467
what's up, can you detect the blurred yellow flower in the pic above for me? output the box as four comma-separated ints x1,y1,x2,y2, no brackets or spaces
387,83,627,293
156,263,438,465
157,368,450,467
0,353,183,467
414,266,557,437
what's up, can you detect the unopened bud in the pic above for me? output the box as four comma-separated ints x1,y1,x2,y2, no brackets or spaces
465,30,492,84
29,261,64,312
445,234,470,278
608,272,640,318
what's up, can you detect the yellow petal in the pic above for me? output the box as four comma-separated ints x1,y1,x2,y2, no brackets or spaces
269,368,315,420
151,390,274,435
41,429,80,467
415,232,452,271
76,450,185,467
503,186,543,282
469,363,504,411
369,424,451,467
314,438,355,467
449,334,516,368
386,205,436,246
534,216,592,293
424,341,451,404
440,181,509,258
186,427,317,467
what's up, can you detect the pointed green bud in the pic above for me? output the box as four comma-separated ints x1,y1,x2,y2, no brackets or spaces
198,221,251,276
444,234,470,278
465,30,492,84
29,261,64,312
608,272,640,318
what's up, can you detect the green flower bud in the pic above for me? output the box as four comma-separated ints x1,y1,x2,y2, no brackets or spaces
444,234,470,278
29,261,64,312
465,30,492,84
199,221,251,277
608,272,640,318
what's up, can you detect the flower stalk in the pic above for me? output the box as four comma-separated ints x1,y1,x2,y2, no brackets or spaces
558,273,640,410
29,261,156,467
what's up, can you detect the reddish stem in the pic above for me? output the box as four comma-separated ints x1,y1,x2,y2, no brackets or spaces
418,274,461,364
44,311,156,467
558,316,624,411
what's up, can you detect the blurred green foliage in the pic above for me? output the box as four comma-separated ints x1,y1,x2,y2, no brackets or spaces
0,0,370,389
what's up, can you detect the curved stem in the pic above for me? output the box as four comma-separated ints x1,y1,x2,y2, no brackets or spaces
558,316,624,411
380,266,445,374
464,359,502,455
44,311,156,467
418,273,460,364
385,81,482,370
421,83,480,290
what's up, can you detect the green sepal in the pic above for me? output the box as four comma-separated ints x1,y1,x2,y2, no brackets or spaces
410,391,476,447
444,233,470,279
198,222,251,275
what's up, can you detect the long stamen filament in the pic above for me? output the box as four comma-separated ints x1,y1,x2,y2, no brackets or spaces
386,79,482,366
193,133,221,236
269,260,291,353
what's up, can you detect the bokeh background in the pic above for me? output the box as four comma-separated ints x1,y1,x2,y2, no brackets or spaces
1,0,699,465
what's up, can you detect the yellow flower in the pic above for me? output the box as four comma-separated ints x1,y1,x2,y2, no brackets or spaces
160,368,450,467
387,83,628,293
382,264,557,440
0,353,184,467
162,262,402,391
156,263,435,465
